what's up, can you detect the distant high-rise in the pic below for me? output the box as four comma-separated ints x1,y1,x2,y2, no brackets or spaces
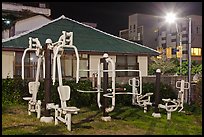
119,13,202,63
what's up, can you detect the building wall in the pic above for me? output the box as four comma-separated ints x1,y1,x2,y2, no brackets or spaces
2,15,51,39
2,29,9,39
137,14,159,49
190,15,202,49
15,15,51,35
89,54,148,77
128,14,138,41
2,51,15,79
128,14,159,49
119,29,129,40
2,2,51,16
138,56,148,76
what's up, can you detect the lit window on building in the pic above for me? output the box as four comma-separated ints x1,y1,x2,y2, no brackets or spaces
166,47,172,58
137,33,141,41
156,47,163,59
191,48,202,56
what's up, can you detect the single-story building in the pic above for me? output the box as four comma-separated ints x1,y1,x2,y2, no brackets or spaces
2,15,159,80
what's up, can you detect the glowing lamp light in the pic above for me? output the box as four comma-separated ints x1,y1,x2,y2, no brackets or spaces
165,13,177,24
5,20,11,25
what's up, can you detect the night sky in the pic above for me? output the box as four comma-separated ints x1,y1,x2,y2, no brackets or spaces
49,2,202,36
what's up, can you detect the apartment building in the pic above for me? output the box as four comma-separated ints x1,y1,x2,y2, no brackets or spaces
2,2,51,39
119,13,202,63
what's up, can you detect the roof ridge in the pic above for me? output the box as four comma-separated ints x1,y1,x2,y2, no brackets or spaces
62,16,159,53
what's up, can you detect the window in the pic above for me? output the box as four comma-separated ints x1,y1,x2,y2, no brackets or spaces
182,34,188,38
191,48,202,56
156,47,163,59
72,53,89,78
137,26,143,41
14,51,89,80
116,55,139,77
15,51,38,80
162,37,166,41
129,25,132,30
182,41,188,44
162,43,166,48
133,24,136,30
171,39,176,42
196,26,201,34
137,33,141,41
171,32,177,36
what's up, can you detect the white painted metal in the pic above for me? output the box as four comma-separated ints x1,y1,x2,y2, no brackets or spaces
104,56,116,113
22,37,44,119
48,31,80,131
158,80,189,120
97,60,102,108
129,77,153,113
22,48,36,80
22,37,43,80
77,53,152,113
52,31,79,85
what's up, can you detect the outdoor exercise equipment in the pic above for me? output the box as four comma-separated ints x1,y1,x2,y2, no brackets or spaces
77,53,153,121
22,37,45,119
129,77,153,113
158,79,190,120
46,31,80,131
52,31,79,85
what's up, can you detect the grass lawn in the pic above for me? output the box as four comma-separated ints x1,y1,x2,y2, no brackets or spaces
2,104,202,135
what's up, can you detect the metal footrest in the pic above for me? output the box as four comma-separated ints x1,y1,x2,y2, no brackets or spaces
23,97,32,101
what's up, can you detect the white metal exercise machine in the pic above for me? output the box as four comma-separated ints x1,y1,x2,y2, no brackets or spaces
78,53,153,119
129,77,153,113
46,31,80,131
158,79,189,120
22,37,45,119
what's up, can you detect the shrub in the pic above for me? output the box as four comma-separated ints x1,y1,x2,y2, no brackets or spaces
2,78,95,107
142,82,177,104
2,78,28,105
2,78,178,109
192,78,202,108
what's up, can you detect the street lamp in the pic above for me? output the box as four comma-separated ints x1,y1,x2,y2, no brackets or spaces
165,13,182,75
165,13,192,105
165,13,177,24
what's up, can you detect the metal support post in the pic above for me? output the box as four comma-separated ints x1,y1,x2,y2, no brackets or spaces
44,43,51,116
188,18,192,105
152,69,161,118
40,39,53,123
101,57,109,117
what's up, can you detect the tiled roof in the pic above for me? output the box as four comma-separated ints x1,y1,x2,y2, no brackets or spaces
2,15,159,55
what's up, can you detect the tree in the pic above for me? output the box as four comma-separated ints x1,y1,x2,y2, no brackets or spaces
149,56,202,76
148,56,177,75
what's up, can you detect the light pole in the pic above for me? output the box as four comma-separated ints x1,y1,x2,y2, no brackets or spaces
175,22,182,75
188,17,192,105
165,13,192,104
165,13,182,74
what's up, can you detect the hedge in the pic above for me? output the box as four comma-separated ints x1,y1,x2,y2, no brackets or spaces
2,78,179,108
